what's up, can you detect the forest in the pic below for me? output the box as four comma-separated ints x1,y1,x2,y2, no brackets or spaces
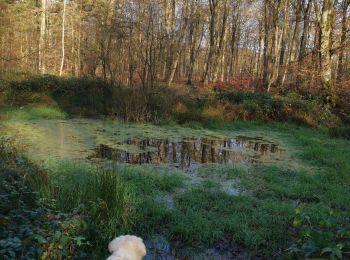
0,0,350,259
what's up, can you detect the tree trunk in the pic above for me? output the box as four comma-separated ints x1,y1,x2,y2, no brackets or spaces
59,0,67,76
299,0,311,62
167,2,192,86
213,0,228,82
256,21,264,77
187,20,198,85
39,0,46,74
320,0,335,102
337,0,350,82
203,0,218,84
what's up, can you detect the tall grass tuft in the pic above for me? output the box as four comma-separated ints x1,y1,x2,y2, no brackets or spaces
30,161,139,257
81,170,138,255
86,170,138,234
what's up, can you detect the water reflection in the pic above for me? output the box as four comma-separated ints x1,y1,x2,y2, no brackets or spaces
89,137,282,168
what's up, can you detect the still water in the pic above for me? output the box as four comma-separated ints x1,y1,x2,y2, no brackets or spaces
90,137,282,168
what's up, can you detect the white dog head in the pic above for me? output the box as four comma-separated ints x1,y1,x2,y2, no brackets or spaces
106,235,147,260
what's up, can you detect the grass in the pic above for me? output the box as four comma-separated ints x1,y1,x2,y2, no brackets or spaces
29,160,140,258
1,112,350,257
1,106,67,120
206,121,350,256
116,120,350,257
27,160,187,258
171,189,293,250
119,166,186,194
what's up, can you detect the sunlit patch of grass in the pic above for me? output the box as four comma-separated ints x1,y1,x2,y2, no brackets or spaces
4,106,67,120
181,121,204,129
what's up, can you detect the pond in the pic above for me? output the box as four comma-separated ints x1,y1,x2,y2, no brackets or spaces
89,137,282,168
2,119,284,168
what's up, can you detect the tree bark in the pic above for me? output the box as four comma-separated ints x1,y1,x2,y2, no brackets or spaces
39,0,46,74
320,0,335,96
203,0,218,84
60,0,67,76
167,2,192,86
337,0,350,82
299,0,311,62
213,0,228,82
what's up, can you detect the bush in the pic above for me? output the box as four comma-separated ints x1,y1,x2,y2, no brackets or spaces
0,140,89,259
50,77,113,116
9,75,60,92
217,91,287,121
111,85,178,123
288,207,350,259
4,75,112,116
1,73,344,127
218,91,282,106
217,91,340,127
335,89,350,124
4,74,178,121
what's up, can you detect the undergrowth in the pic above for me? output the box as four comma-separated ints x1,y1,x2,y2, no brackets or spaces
0,140,89,259
2,74,178,122
1,73,347,128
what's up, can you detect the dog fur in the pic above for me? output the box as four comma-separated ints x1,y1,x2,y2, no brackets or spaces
106,235,146,260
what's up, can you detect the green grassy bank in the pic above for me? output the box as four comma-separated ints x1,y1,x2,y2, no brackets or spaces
1,120,350,259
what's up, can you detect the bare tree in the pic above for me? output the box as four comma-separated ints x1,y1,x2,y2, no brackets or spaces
39,0,47,74
319,0,335,103
337,0,350,82
60,0,67,76
0,0,349,93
